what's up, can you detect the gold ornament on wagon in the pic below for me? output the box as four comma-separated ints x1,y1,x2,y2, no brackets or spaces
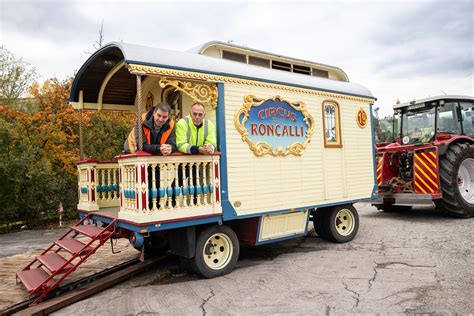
356,108,368,128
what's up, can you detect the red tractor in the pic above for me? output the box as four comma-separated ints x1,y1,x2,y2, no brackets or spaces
374,95,474,218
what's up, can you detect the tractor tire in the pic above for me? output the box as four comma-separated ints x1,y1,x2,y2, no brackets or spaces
190,225,239,278
375,204,412,213
312,204,359,243
437,143,474,218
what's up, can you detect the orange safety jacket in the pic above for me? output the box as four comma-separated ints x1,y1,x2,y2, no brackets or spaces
126,112,175,154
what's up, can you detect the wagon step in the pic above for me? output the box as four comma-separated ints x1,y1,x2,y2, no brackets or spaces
55,238,93,256
16,215,117,305
72,224,109,238
37,253,73,274
16,268,54,293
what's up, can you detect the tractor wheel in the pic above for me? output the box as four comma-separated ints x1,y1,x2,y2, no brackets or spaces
190,225,239,278
313,204,359,243
376,204,412,213
437,143,474,218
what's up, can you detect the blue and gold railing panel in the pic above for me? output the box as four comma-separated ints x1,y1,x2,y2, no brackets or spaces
76,160,120,211
117,154,221,220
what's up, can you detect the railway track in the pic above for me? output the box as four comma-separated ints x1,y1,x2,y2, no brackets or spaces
1,254,171,316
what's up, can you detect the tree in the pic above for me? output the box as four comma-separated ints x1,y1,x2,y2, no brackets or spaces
0,76,134,229
0,46,38,106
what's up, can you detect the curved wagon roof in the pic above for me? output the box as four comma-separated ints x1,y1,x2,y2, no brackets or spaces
70,42,375,110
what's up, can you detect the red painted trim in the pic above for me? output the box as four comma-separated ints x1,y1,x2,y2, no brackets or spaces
433,133,474,145
91,169,96,202
377,143,435,154
141,164,146,182
141,192,147,211
78,210,222,226
76,159,117,165
116,152,222,160
214,162,219,178
215,186,220,203
227,217,259,246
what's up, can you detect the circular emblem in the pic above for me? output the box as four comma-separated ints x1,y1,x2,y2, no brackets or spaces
356,108,368,128
403,136,410,144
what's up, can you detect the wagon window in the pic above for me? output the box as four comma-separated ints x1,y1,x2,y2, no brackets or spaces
222,50,246,63
461,102,474,136
322,101,342,147
437,102,461,134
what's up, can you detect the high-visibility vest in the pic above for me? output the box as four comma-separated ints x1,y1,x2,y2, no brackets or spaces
127,114,175,154
176,116,216,153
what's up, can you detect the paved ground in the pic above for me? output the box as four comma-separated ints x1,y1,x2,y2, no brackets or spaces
0,227,69,258
3,203,473,314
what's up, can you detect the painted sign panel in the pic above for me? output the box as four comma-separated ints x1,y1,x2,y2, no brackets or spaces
234,95,314,156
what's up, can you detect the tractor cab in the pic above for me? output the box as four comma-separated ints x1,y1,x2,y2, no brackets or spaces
375,95,474,218
394,96,473,146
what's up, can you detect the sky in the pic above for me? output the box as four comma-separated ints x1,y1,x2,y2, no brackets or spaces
1,0,473,117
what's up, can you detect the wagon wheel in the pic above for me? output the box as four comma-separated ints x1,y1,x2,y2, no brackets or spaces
190,225,240,278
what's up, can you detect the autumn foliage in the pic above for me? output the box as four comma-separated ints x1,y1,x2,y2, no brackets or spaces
0,78,134,228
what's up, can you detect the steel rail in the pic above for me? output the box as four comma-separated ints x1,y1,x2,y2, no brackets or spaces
1,254,170,316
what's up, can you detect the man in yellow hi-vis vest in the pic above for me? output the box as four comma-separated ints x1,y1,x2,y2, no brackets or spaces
176,103,217,154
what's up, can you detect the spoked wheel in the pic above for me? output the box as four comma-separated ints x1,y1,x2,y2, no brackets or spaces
191,225,239,278
437,143,474,218
313,204,359,243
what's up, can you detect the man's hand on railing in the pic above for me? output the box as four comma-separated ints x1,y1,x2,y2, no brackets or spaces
198,144,215,155
160,144,172,156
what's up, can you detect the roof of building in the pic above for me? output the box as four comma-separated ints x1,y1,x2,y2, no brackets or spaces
70,42,375,103
393,95,474,110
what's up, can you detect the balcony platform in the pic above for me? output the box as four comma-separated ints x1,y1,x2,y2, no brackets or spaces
78,206,222,232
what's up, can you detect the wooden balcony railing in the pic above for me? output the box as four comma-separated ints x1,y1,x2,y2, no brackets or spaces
117,153,222,223
77,159,120,211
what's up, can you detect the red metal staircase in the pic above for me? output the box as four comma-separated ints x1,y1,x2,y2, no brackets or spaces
16,215,117,305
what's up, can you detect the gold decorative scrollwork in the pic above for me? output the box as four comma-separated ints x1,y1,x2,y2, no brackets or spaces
158,78,218,109
128,64,374,103
234,95,315,157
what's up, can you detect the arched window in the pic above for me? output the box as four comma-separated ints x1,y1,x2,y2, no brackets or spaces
322,100,342,148
161,87,183,120
146,92,154,111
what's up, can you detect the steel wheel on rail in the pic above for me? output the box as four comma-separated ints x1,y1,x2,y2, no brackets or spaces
313,204,359,243
191,225,239,278
436,143,474,218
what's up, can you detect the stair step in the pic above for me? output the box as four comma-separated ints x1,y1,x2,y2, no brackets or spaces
72,224,107,238
17,268,54,293
37,253,73,274
55,238,93,255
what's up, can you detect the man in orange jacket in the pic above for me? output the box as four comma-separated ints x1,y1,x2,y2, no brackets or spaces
124,102,176,155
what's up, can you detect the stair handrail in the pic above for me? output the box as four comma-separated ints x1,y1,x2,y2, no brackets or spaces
30,219,117,304
22,214,92,271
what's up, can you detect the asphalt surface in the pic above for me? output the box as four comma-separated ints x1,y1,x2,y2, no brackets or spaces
4,203,473,314
0,227,69,258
